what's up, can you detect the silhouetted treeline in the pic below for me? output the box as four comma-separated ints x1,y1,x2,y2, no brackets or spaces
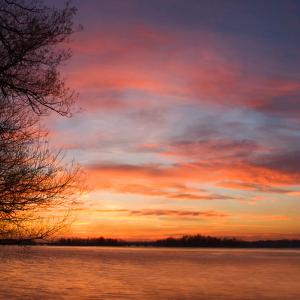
1,234,300,248
52,237,126,247
50,234,300,248
0,239,36,245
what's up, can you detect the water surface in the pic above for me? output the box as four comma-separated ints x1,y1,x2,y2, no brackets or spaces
0,246,299,299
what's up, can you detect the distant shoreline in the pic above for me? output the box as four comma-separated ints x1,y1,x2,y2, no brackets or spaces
1,234,300,248
1,244,300,250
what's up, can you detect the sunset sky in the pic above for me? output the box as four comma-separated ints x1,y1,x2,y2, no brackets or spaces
46,0,300,240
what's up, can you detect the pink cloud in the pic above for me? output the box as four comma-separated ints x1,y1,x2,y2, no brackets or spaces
65,25,300,117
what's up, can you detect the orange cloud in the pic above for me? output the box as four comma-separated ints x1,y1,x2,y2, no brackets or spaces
85,158,300,202
95,208,228,218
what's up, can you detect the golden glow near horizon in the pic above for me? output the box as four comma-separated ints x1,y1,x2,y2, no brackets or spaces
48,0,300,240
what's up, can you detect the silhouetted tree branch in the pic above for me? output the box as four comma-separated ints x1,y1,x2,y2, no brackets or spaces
0,0,82,239
0,101,81,238
0,0,79,116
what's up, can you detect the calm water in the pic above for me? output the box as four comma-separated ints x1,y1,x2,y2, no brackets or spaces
0,246,299,299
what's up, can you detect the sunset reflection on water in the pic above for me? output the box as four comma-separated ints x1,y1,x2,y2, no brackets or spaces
0,246,300,299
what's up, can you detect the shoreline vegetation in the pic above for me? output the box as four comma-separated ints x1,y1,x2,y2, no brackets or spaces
1,234,300,248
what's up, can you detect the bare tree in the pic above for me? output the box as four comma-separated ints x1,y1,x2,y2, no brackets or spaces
0,0,82,239
0,101,81,238
0,0,79,116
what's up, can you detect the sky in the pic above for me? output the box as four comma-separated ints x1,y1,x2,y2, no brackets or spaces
47,0,300,240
